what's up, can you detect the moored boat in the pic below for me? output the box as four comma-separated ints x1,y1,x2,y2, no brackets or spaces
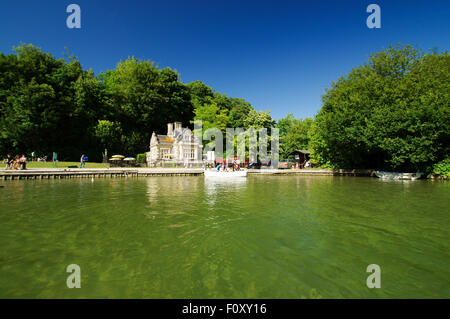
204,170,248,178
374,171,422,180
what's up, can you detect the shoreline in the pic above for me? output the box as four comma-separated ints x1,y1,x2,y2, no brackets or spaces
0,168,376,180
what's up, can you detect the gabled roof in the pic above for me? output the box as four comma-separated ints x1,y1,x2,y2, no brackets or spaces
289,149,310,155
152,134,174,145
151,125,199,147
174,128,198,143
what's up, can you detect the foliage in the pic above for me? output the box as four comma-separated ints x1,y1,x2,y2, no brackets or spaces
0,44,262,162
136,153,147,164
186,80,214,105
94,120,123,153
431,158,450,179
100,57,193,156
190,86,259,133
189,82,275,159
313,45,449,171
243,109,275,129
277,114,313,158
192,97,230,132
2,43,447,173
0,44,86,159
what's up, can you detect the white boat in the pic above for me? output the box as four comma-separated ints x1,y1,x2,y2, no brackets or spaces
204,170,248,178
374,171,422,180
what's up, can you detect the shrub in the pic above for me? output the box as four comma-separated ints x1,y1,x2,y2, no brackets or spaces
136,153,146,164
432,158,450,179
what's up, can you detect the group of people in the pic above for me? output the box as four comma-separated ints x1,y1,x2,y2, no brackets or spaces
2,154,27,170
216,159,241,172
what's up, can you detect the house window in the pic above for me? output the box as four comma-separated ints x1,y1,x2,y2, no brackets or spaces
183,149,195,159
161,148,171,159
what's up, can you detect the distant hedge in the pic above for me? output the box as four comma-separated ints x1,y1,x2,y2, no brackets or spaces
136,153,146,164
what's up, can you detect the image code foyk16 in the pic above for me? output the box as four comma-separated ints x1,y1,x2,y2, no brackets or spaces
0,0,448,309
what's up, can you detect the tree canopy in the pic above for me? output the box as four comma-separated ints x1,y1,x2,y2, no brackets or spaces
0,44,267,161
311,45,449,171
277,114,313,159
1,43,447,171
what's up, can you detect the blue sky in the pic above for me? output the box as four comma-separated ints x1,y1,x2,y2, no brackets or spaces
0,0,449,120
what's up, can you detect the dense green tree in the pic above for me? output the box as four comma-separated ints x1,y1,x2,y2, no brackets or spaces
0,44,265,161
93,120,123,155
100,57,193,155
4,43,445,171
313,45,449,171
243,109,275,129
186,80,214,105
277,114,296,137
218,95,253,128
192,97,230,132
189,83,254,131
0,44,86,158
189,86,273,160
277,114,313,158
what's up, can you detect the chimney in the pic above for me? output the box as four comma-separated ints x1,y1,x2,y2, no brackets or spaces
167,123,173,137
174,122,182,131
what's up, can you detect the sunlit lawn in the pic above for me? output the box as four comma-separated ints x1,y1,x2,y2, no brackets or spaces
26,161,109,169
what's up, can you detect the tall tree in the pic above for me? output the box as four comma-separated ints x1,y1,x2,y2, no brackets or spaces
0,44,86,158
101,57,193,155
313,45,449,171
277,114,313,158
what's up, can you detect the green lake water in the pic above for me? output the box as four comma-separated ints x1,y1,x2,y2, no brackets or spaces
0,176,449,298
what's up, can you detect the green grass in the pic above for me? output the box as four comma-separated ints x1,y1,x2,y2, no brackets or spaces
26,161,109,169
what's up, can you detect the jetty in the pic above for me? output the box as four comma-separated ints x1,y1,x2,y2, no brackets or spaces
0,168,375,180
249,168,375,176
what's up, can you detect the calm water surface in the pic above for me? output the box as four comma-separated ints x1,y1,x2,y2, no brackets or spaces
0,176,449,298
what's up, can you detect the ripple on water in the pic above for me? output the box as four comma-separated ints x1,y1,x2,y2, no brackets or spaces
0,176,449,298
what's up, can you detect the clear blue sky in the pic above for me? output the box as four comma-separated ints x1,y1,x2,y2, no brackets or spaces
1,0,448,120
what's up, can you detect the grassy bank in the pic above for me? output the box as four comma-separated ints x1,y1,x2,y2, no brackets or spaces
26,162,109,169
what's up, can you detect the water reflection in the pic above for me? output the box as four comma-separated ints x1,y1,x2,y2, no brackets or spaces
1,176,448,298
146,176,201,205
204,177,248,207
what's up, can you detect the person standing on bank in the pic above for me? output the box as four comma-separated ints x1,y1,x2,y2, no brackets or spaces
4,154,11,169
19,154,27,170
80,154,86,168
13,155,20,169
